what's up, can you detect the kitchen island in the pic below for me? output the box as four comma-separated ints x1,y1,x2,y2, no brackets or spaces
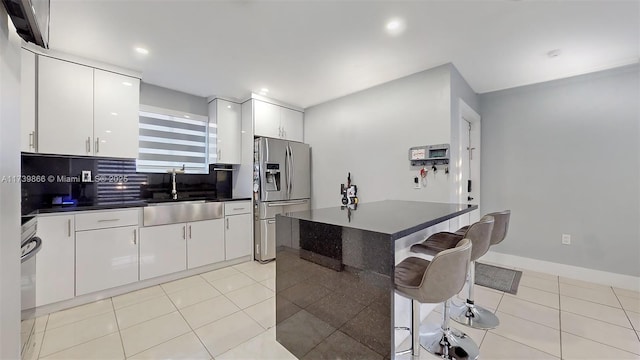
275,200,477,359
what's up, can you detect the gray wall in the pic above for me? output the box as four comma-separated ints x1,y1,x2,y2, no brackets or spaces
480,64,640,277
304,65,453,209
140,83,208,116
0,7,22,357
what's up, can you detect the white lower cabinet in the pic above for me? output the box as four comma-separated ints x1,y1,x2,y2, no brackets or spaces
225,213,253,260
75,226,139,296
35,215,75,307
139,223,187,281
187,219,225,269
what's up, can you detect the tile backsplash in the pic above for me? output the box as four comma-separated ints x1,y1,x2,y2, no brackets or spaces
21,153,232,215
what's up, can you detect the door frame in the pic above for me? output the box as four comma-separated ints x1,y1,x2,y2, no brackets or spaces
458,99,482,221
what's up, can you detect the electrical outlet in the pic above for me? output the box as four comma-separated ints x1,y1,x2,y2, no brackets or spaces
561,234,571,245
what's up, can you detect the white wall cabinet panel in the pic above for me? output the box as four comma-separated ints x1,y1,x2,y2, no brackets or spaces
253,99,303,141
37,56,94,156
35,215,75,306
187,219,225,269
139,224,187,280
75,226,139,296
20,49,36,152
280,107,304,142
93,70,140,158
225,213,252,260
253,100,281,139
210,99,241,164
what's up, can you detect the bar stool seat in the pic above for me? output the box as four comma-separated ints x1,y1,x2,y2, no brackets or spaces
395,239,478,359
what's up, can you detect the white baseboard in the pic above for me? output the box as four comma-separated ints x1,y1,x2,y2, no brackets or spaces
482,251,640,292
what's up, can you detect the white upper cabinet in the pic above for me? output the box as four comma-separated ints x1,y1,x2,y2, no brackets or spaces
209,99,241,164
36,55,140,158
93,70,140,159
38,56,94,156
254,100,281,139
280,107,304,142
21,49,36,152
253,99,304,142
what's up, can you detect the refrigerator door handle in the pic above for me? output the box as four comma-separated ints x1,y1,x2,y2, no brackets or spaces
289,145,294,195
266,200,307,207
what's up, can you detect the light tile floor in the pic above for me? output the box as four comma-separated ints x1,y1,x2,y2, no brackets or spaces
23,260,640,359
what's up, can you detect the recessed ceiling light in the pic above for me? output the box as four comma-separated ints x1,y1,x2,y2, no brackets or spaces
184,115,191,119
110,112,118,116
547,49,562,58
135,47,149,55
105,130,112,133
227,105,231,109
260,88,269,93
122,81,132,86
385,18,406,35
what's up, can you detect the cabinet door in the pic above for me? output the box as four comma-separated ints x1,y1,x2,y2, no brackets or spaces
139,224,187,280
75,226,139,296
93,70,140,159
35,215,75,306
187,219,225,269
225,214,253,260
280,107,304,142
38,56,94,156
21,49,36,152
215,99,242,164
253,100,281,139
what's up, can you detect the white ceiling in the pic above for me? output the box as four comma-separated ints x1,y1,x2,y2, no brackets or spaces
48,0,639,108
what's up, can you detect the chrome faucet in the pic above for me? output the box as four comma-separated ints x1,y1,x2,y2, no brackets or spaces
168,165,186,200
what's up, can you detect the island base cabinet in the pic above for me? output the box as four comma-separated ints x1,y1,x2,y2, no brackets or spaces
75,226,139,296
139,224,187,281
35,215,75,307
225,213,253,260
187,219,225,269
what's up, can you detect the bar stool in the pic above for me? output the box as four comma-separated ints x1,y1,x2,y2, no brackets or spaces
395,238,477,359
411,216,496,330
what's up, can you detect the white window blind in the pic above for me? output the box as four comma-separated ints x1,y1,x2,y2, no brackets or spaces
136,109,209,174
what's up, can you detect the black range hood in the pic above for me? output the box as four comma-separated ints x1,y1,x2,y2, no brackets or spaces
2,0,49,48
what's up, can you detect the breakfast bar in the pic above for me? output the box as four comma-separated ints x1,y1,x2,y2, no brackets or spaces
274,200,477,359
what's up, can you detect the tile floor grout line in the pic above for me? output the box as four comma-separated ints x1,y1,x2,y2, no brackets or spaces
560,307,636,330
559,330,640,357
109,297,128,360
516,283,561,296
487,332,562,359
112,287,166,311
42,301,115,332
33,314,50,360
555,290,622,309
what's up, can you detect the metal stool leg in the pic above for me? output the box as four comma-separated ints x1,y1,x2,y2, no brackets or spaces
450,261,500,330
395,299,421,357
419,299,480,360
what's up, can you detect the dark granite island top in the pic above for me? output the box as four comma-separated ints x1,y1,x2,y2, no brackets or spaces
274,200,477,359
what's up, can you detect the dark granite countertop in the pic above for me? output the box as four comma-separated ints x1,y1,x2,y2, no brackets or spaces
279,200,477,240
30,197,252,215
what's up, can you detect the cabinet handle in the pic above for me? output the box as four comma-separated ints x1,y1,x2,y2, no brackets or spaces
95,137,100,153
188,225,192,239
97,218,120,222
218,148,222,161
233,207,244,211
133,229,137,245
86,137,91,153
29,131,34,149
226,218,229,229
67,219,71,237
183,226,186,240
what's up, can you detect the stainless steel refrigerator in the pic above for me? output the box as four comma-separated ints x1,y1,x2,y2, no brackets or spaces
254,137,310,262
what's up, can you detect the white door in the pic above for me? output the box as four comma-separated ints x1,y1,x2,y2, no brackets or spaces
225,214,253,260
280,107,304,142
215,99,242,164
459,100,481,226
139,224,187,280
35,215,75,306
75,226,139,295
93,70,140,159
254,100,281,138
20,49,36,152
187,219,225,269
38,56,94,156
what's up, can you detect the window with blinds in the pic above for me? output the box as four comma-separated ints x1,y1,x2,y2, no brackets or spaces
95,159,147,204
136,110,210,174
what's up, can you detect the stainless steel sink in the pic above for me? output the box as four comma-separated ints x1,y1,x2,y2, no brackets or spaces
143,201,223,226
